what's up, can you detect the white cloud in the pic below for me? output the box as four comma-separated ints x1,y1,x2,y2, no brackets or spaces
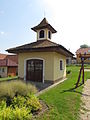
0,31,5,35
43,0,90,54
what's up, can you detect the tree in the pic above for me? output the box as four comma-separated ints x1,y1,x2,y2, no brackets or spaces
80,44,89,48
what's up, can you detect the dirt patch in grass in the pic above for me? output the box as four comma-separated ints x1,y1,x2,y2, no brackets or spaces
33,100,49,119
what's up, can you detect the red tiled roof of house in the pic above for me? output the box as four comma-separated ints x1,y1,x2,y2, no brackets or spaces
0,54,18,67
6,55,18,64
7,59,18,66
0,59,18,67
0,59,7,66
76,48,90,54
0,53,7,59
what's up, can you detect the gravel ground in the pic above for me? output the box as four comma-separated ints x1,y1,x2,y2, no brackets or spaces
84,69,90,72
80,79,90,120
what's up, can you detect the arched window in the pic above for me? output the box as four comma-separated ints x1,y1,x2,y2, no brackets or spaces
39,30,44,38
48,31,51,39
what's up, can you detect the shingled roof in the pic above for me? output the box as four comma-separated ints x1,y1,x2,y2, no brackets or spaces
0,54,18,67
0,53,7,59
31,18,57,33
0,59,17,67
76,48,90,54
6,40,74,57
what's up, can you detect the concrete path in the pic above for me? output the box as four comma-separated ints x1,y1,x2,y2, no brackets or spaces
80,79,90,120
84,69,90,72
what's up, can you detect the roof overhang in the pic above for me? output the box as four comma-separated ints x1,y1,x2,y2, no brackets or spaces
31,24,57,33
6,46,74,57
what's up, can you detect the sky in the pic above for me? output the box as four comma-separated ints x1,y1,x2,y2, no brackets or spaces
0,0,90,55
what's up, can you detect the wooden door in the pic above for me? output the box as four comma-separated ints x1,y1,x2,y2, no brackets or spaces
26,59,43,82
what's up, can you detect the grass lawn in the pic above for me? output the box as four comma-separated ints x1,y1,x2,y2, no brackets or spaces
0,76,18,82
36,65,90,120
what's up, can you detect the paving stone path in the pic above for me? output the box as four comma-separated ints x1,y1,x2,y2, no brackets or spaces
80,79,90,120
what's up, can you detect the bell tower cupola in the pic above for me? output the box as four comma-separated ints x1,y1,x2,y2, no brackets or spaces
31,18,57,41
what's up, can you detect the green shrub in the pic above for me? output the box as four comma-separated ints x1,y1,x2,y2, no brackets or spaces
12,107,32,120
0,82,14,106
66,70,71,74
11,95,26,108
11,81,37,96
8,75,11,77
12,95,42,112
0,81,42,120
0,95,41,120
0,82,14,99
0,101,13,120
26,95,42,112
0,102,32,120
0,107,13,120
0,80,37,102
0,101,6,110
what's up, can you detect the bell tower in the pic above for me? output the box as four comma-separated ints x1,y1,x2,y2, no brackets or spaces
31,18,57,41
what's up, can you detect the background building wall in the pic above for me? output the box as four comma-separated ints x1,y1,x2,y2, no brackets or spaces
0,67,7,77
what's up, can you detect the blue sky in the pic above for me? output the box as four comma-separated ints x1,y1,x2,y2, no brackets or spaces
0,0,50,53
0,0,90,55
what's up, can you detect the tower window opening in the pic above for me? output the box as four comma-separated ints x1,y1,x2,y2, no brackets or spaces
39,30,44,38
48,31,51,39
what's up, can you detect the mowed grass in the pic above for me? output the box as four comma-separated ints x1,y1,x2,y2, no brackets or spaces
0,76,18,82
37,65,90,120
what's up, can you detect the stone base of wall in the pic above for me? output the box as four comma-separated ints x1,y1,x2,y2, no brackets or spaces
18,77,66,84
45,77,66,84
18,77,24,80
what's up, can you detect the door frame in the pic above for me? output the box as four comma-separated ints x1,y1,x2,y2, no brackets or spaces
24,58,45,83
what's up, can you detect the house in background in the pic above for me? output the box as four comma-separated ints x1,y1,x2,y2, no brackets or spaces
66,57,72,65
72,57,76,64
66,56,76,65
76,48,90,64
0,54,18,77
7,18,73,83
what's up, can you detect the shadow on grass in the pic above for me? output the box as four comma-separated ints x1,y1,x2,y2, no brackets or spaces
61,83,82,93
61,83,90,96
